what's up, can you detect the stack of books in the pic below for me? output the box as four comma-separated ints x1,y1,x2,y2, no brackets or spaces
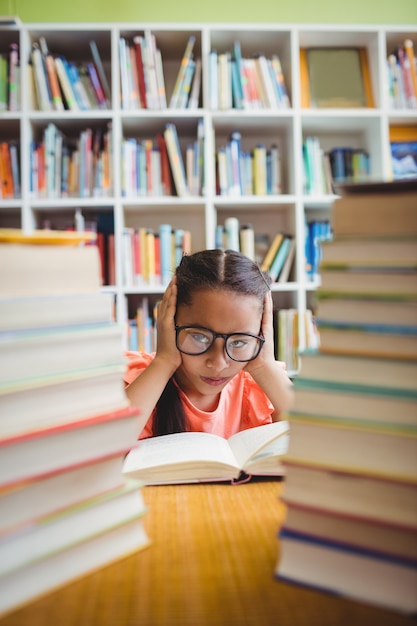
0,229,149,617
276,180,417,614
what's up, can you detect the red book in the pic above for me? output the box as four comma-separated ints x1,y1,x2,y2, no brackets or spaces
95,231,105,285
156,132,172,195
107,232,115,285
133,35,147,109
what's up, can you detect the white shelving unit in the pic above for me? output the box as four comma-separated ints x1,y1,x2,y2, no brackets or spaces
1,22,416,353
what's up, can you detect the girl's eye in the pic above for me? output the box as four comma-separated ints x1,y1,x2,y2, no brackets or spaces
190,333,210,345
229,338,246,349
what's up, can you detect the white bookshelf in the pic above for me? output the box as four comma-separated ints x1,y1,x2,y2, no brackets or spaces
1,22,416,353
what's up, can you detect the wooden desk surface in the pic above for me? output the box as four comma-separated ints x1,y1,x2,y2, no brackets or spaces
0,480,415,626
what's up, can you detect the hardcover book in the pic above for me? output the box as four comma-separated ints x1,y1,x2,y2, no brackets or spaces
123,420,289,484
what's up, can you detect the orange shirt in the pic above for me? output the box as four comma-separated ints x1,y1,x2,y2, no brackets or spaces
124,351,274,439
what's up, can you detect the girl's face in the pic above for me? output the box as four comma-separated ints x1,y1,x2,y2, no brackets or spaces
174,288,262,410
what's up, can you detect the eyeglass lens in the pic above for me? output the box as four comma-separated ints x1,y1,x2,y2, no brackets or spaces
176,327,261,361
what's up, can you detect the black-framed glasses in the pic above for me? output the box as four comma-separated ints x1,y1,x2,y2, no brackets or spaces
175,325,265,362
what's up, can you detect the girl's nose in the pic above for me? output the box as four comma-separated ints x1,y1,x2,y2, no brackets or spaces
205,338,230,368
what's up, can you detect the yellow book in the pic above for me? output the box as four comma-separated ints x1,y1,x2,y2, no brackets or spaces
0,228,96,245
260,232,284,272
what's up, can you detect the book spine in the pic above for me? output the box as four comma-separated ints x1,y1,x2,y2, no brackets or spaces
239,223,255,261
89,40,110,105
159,223,173,287
169,35,195,108
224,216,240,252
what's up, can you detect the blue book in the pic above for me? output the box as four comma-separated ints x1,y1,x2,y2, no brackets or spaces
269,237,292,281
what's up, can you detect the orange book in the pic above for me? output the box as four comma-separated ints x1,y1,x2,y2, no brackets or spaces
107,232,116,285
299,49,310,108
0,143,12,198
45,56,64,111
403,39,417,103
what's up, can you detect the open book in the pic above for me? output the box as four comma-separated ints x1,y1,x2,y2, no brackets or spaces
122,420,289,485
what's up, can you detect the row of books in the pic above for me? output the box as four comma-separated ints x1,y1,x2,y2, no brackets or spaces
127,296,158,353
0,43,19,112
30,37,110,112
277,181,417,613
216,132,282,197
0,229,150,616
303,137,371,195
209,43,290,111
387,38,417,110
121,120,204,198
119,33,201,111
121,224,192,288
119,31,166,111
214,217,296,283
0,141,20,199
29,122,113,199
260,231,296,283
277,308,320,373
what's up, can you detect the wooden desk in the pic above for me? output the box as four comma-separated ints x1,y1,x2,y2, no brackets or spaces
0,480,415,626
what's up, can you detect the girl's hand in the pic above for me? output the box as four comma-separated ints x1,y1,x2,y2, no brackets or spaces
244,290,276,376
155,277,182,370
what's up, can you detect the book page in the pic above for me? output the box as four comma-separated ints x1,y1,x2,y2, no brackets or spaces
228,421,289,468
123,431,240,473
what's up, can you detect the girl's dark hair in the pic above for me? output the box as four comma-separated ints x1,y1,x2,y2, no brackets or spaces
152,249,271,436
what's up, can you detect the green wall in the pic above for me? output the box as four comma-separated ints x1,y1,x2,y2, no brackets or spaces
3,0,417,24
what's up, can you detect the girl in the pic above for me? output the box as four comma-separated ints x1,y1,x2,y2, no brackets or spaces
125,249,293,439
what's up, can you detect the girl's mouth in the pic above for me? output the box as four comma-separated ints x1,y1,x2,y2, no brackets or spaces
200,376,229,387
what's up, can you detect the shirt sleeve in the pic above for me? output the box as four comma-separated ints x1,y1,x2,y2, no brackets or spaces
123,350,155,386
241,371,274,428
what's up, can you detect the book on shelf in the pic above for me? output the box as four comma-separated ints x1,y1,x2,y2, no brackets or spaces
89,40,110,106
277,238,296,283
268,236,293,282
169,35,196,109
260,232,284,272
123,420,289,485
7,42,19,112
164,123,190,197
387,39,417,111
300,46,374,108
277,309,319,373
390,140,417,180
188,57,202,109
